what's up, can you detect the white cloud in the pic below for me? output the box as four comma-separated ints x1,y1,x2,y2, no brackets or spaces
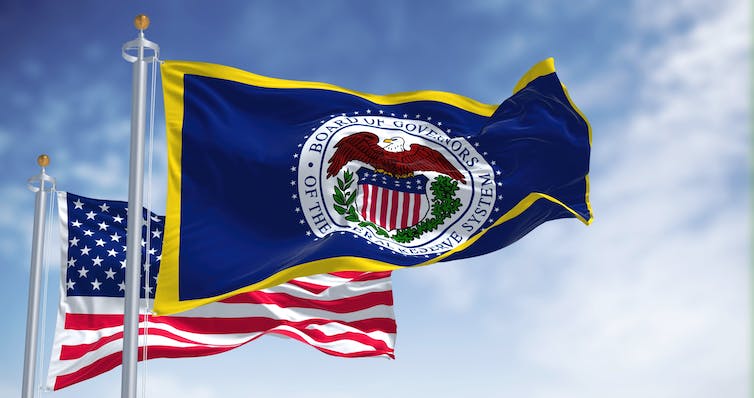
407,0,750,396
486,1,750,397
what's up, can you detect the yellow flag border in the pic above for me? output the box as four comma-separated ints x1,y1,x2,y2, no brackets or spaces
154,58,593,315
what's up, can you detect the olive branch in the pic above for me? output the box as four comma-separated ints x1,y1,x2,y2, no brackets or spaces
332,170,390,238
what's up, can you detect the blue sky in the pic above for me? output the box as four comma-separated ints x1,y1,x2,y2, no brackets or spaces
0,0,749,397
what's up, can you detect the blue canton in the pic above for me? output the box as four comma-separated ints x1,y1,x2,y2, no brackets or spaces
64,193,163,298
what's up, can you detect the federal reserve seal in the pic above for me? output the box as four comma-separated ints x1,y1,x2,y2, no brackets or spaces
295,113,500,257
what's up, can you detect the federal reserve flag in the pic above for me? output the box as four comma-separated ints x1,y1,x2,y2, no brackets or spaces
155,58,592,315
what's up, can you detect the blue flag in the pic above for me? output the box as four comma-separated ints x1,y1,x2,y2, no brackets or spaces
155,58,592,315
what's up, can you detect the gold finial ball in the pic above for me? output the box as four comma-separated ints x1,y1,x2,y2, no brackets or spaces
134,14,150,31
37,154,50,168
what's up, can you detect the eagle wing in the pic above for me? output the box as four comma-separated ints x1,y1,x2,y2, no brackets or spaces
396,144,466,184
326,132,385,178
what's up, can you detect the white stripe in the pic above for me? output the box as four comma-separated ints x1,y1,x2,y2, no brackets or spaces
268,325,380,354
264,277,392,298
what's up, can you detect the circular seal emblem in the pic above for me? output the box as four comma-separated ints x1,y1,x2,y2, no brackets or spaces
295,113,500,258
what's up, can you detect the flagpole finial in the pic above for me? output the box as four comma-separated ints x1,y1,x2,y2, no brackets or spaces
37,154,49,168
134,14,150,31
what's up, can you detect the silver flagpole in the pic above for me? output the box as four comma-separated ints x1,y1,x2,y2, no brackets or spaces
22,154,55,398
121,14,158,398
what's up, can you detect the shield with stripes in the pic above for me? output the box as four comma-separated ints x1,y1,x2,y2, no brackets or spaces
355,167,429,231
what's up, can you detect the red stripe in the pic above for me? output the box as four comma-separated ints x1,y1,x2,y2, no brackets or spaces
213,290,393,312
328,271,392,281
389,189,399,230
279,278,329,295
268,328,394,358
360,184,368,219
401,192,410,229
411,193,421,225
64,313,397,335
379,187,389,227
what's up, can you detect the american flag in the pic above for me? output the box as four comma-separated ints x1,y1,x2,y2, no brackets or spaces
47,192,396,390
356,167,429,231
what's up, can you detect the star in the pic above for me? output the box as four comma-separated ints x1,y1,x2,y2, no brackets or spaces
151,215,161,223
474,142,480,147
148,248,157,255
143,285,153,294
290,166,297,172
66,279,75,290
497,182,502,186
290,180,296,186
67,258,77,267
299,219,305,224
152,229,162,238
498,195,503,200
403,113,408,118
91,279,102,290
73,199,84,209
354,111,360,115
97,221,109,231
366,109,372,114
293,153,299,158
390,113,395,117
292,194,298,199
415,114,421,118
71,220,82,228
110,232,122,242
99,203,110,212
156,254,162,262
107,248,118,257
85,211,96,220
305,231,311,236
491,160,496,166
379,109,384,114
427,116,432,121
294,207,301,213
496,170,501,176
69,236,80,247
94,238,106,247
80,246,91,256
119,260,127,268
437,121,442,126
494,207,500,212
105,268,117,279
92,256,103,266
83,229,94,237
118,282,126,291
141,239,147,247
113,215,124,223
77,267,89,278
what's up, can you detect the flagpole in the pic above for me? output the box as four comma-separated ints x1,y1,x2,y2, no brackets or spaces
22,155,55,398
121,14,158,398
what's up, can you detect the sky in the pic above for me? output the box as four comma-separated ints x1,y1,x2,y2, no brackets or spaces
0,0,750,397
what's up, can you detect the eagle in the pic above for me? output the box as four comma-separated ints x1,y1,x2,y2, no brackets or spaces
326,131,466,183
